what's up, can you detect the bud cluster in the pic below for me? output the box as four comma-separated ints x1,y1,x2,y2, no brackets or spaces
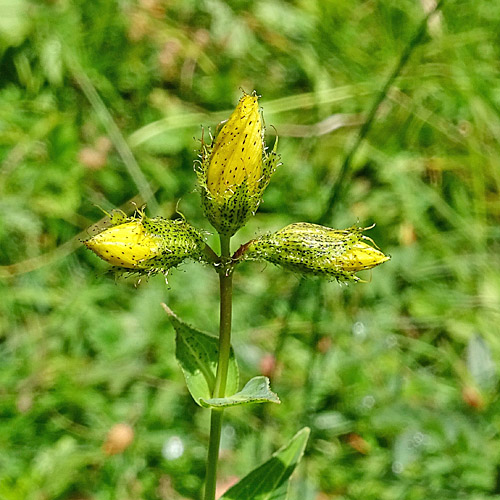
84,91,390,284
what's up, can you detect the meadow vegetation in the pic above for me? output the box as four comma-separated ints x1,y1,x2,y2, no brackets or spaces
1,0,500,498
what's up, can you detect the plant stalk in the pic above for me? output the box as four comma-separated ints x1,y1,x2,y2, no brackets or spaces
204,234,233,500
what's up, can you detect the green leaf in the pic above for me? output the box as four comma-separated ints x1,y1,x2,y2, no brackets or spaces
220,427,310,500
162,304,238,406
200,376,280,408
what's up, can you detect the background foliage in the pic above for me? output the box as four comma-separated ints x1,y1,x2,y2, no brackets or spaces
1,0,500,498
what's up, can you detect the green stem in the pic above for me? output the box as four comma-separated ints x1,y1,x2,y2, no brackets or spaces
204,234,233,500
205,410,223,499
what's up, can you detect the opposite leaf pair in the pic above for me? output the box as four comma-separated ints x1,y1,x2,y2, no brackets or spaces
162,303,308,500
162,304,279,408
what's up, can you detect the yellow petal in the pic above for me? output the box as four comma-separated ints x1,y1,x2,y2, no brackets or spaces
341,242,390,272
84,221,163,269
207,93,263,200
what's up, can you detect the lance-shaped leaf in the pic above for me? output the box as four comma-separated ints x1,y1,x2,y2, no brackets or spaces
200,376,280,408
162,304,238,406
220,427,310,500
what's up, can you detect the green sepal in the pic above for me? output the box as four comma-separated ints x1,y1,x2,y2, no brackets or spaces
84,207,209,277
199,376,280,408
162,305,239,406
196,137,280,237
220,427,310,500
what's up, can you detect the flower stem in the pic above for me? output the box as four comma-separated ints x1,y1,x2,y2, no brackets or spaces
204,234,233,500
205,410,223,500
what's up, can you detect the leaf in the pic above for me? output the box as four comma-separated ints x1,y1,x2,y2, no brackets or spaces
200,376,280,408
466,334,497,391
162,304,238,406
220,427,310,500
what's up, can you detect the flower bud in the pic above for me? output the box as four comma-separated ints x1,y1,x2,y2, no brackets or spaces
243,223,390,282
84,209,206,275
197,91,279,236
207,93,263,201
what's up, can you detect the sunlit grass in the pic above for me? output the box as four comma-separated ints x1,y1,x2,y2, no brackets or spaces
1,0,500,498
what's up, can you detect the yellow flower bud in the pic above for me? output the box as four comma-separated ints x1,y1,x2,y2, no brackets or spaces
85,221,163,269
243,223,390,282
197,91,279,236
207,93,263,201
84,210,206,275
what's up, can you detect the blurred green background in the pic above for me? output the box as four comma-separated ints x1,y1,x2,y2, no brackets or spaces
1,0,500,498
